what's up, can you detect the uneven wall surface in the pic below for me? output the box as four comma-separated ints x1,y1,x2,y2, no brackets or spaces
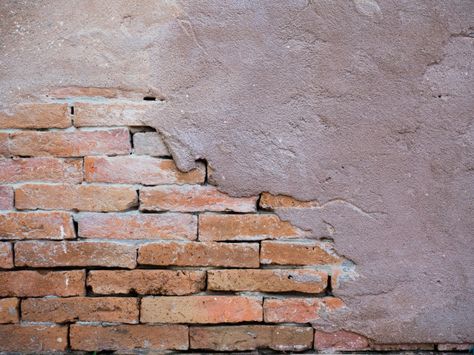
0,0,473,353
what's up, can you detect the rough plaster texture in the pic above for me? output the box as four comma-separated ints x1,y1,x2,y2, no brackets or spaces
1,0,473,344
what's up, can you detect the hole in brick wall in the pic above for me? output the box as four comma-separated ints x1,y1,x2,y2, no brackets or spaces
143,96,157,101
69,106,74,115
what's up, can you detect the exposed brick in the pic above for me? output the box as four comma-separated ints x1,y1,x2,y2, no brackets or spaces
190,325,313,351
50,86,122,98
22,297,139,323
314,330,369,351
77,212,197,240
0,157,82,183
9,128,130,157
0,298,18,323
0,133,10,157
0,324,68,352
208,269,328,293
73,102,151,126
0,243,13,269
264,297,345,323
0,212,74,240
85,156,205,184
260,240,341,265
138,241,259,267
0,103,70,129
0,186,13,210
371,343,435,351
140,185,257,212
15,184,137,212
133,132,169,156
87,270,205,295
438,343,473,351
141,296,263,324
259,192,319,209
70,324,188,351
0,270,85,297
199,214,309,241
15,241,137,268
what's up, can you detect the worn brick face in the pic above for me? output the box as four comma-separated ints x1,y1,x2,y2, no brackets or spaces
0,133,9,157
0,324,68,352
87,270,205,295
22,297,139,323
0,243,13,269
15,184,137,212
15,241,137,268
259,192,318,209
208,269,328,293
260,240,341,265
73,102,151,126
133,132,169,156
138,241,259,267
0,298,19,323
0,186,13,210
314,330,370,351
0,103,70,129
84,156,205,184
140,185,257,212
141,296,263,324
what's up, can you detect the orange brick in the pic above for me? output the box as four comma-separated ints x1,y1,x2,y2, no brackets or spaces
77,212,196,240
0,324,67,352
22,297,139,323
87,270,205,295
190,325,313,351
140,185,257,212
0,157,82,183
141,296,262,324
85,156,205,184
73,102,151,126
260,240,341,265
138,241,259,267
0,298,18,323
15,241,137,268
70,324,188,351
0,133,10,157
0,212,74,240
0,243,13,269
0,270,85,297
264,297,345,323
314,330,369,351
259,192,318,209
208,269,327,293
9,128,130,157
199,214,309,241
133,132,169,156
0,186,13,210
15,184,137,212
0,103,70,129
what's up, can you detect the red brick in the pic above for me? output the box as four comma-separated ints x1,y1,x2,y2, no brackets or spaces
261,240,341,265
264,297,345,323
199,213,309,241
0,133,10,157
0,186,13,210
77,212,196,240
208,269,328,293
15,241,137,268
141,296,262,324
0,103,70,129
70,324,188,351
138,241,259,267
314,330,369,351
0,298,18,323
0,243,13,269
0,270,85,297
0,157,82,183
133,132,169,156
259,192,319,209
22,297,139,323
140,185,257,212
87,270,205,295
85,156,205,184
73,102,152,127
190,325,313,351
0,212,74,240
15,184,137,212
0,324,67,352
9,128,130,157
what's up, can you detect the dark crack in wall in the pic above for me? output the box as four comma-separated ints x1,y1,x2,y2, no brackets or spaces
0,0,473,344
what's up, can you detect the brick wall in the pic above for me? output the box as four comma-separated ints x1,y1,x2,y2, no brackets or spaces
0,98,468,352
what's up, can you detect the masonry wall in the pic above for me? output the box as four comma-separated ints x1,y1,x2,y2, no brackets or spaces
0,99,469,353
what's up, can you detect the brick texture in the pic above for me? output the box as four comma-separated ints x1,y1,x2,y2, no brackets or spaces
314,330,370,351
73,102,151,126
0,186,13,210
133,132,169,156
0,243,13,269
260,240,341,265
0,103,70,129
0,298,18,323
0,324,68,352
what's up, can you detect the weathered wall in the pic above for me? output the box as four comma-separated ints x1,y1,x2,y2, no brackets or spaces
0,0,473,351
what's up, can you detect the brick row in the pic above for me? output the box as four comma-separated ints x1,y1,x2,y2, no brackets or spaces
0,103,71,129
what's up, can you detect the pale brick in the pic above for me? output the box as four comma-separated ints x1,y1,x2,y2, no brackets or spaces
0,324,67,352
15,184,137,212
261,240,341,265
141,296,262,324
50,86,122,98
85,156,205,184
0,133,9,157
73,102,151,126
259,192,318,209
0,103,70,129
0,186,13,210
0,298,18,323
314,330,370,351
0,243,13,269
133,132,169,156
